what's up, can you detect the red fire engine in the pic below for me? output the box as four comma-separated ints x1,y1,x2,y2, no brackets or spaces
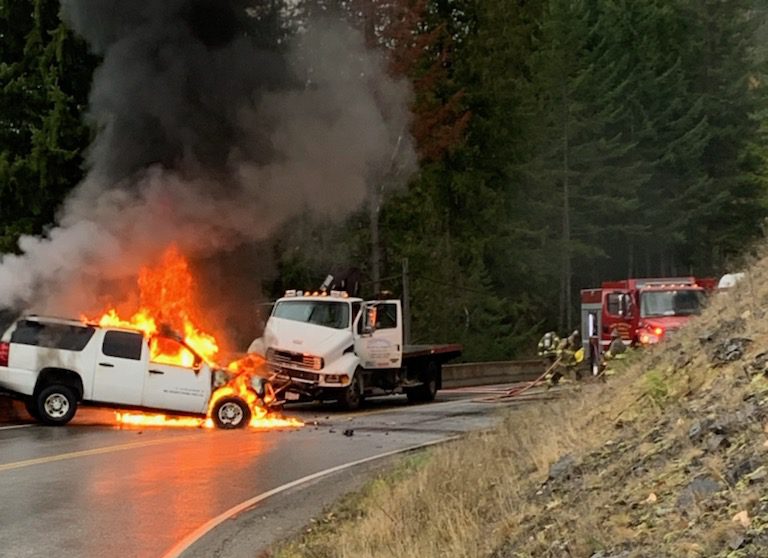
580,277,716,350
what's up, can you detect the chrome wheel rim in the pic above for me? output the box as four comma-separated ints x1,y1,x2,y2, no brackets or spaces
44,393,69,418
218,402,244,426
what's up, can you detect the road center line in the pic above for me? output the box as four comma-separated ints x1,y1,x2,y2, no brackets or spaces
161,436,460,558
0,433,199,473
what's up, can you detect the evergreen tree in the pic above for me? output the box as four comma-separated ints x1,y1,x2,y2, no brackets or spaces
0,0,96,252
677,0,768,271
520,0,647,329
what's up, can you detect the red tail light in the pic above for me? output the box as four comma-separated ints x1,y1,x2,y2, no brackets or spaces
653,326,664,336
0,341,9,367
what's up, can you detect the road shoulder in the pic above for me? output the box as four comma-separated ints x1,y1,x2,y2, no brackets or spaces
180,455,402,558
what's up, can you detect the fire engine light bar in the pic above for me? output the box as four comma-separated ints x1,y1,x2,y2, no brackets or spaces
636,277,696,288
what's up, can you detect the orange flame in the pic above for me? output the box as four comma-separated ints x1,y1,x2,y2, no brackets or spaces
86,245,302,430
93,246,218,367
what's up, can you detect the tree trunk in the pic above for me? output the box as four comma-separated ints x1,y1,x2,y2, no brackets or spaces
560,97,572,331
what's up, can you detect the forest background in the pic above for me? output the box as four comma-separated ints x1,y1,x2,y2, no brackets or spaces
2,0,768,360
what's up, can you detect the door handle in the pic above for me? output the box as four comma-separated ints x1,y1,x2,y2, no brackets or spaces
149,369,165,375
99,362,115,368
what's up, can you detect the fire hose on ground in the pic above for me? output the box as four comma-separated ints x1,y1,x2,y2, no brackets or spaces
500,356,563,400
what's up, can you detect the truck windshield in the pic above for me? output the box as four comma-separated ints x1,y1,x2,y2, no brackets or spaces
640,290,704,318
273,300,350,330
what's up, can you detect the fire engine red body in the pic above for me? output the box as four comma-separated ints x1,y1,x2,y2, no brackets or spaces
580,277,716,349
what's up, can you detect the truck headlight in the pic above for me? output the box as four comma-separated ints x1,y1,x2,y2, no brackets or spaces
324,374,350,384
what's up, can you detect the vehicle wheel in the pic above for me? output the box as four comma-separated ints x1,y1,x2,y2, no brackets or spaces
212,397,251,429
35,385,77,426
24,397,40,420
406,362,439,403
337,372,364,411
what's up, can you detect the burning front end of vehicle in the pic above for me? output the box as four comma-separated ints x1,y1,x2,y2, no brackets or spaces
77,245,303,430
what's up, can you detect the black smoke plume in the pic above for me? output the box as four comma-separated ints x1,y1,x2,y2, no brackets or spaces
0,0,415,314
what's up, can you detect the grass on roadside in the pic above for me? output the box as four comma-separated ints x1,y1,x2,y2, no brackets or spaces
271,248,768,558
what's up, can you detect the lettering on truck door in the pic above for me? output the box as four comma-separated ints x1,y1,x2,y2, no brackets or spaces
93,330,146,405
355,301,403,369
141,336,210,414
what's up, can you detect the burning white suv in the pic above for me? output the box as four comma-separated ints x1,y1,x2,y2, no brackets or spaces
0,316,270,428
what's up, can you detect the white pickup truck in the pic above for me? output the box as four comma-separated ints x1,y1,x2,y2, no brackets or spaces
0,316,269,428
250,291,462,409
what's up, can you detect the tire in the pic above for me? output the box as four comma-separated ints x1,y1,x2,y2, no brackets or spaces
35,385,77,426
24,397,40,420
406,361,439,403
212,397,251,429
337,372,364,411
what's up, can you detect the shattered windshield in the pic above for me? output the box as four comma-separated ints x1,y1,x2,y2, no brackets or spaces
272,300,350,330
640,290,705,318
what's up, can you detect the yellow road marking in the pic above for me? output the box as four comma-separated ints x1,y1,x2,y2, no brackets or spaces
0,433,199,473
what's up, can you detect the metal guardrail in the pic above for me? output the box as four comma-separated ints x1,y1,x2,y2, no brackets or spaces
442,359,546,388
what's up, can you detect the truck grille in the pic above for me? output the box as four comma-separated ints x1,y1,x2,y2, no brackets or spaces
267,348,323,370
274,367,320,384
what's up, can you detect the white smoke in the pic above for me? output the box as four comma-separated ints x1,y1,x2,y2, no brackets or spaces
0,2,415,314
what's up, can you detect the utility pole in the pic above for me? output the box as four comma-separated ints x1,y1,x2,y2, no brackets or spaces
402,258,412,345
370,194,381,294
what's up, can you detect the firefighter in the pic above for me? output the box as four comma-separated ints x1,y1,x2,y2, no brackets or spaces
537,331,560,361
556,329,586,383
538,331,562,386
605,328,627,360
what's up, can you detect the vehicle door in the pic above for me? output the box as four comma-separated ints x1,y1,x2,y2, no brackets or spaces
354,300,403,369
92,330,146,405
602,290,634,345
141,337,210,414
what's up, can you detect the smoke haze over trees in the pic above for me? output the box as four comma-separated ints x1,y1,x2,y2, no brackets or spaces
0,0,414,321
1,0,767,359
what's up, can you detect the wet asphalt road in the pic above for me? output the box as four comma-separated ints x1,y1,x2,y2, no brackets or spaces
0,385,554,558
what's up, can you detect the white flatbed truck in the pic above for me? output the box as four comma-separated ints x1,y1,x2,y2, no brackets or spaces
249,291,462,409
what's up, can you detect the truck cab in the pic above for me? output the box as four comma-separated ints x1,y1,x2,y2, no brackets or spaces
251,290,459,409
581,277,713,348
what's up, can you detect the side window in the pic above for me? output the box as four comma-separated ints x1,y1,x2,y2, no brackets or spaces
606,293,632,317
11,321,95,351
375,303,398,330
102,331,143,361
606,294,622,315
352,302,362,334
